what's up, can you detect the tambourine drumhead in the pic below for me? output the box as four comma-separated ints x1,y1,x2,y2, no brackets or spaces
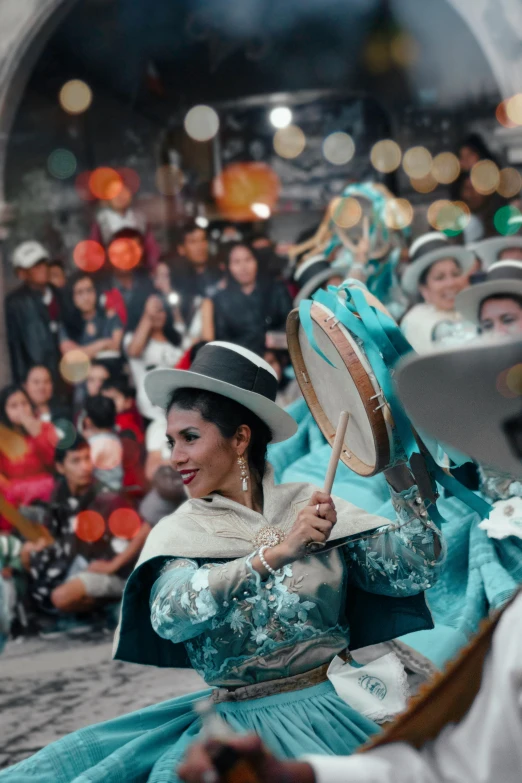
287,294,395,476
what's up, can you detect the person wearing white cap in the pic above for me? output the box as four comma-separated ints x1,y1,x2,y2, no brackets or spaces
5,341,446,782
400,233,476,354
5,240,64,383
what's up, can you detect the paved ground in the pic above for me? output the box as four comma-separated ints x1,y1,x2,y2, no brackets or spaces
0,632,204,770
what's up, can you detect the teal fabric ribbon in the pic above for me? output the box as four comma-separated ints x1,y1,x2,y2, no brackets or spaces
299,284,491,521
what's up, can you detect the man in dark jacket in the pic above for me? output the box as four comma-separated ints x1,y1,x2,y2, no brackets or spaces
5,241,64,383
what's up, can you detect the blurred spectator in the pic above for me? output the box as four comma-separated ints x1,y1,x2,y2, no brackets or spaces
99,229,168,333
5,241,64,384
140,416,186,526
24,365,70,425
152,262,186,336
263,349,301,408
212,242,292,356
86,361,111,398
457,132,497,173
125,295,183,421
48,260,67,289
171,219,222,324
82,394,123,491
400,233,475,353
18,435,150,618
101,377,144,444
59,272,123,360
91,185,160,270
0,385,57,530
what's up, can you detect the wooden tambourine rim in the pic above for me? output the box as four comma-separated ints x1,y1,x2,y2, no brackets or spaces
287,303,391,476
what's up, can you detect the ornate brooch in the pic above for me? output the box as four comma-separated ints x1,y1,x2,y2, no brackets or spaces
252,526,286,549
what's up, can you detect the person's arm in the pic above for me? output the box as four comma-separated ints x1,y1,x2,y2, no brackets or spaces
126,302,155,357
199,297,215,342
346,465,445,597
106,315,123,353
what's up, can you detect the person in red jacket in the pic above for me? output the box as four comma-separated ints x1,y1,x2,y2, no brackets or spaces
0,384,58,530
100,377,144,444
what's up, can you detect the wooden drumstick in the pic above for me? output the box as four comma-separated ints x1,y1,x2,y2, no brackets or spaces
308,410,350,553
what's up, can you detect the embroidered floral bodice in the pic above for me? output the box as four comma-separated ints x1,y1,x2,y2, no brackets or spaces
150,485,444,687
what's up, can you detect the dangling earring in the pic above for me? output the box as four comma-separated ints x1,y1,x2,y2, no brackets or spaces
237,455,249,492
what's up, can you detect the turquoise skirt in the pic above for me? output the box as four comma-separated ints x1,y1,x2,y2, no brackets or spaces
1,681,378,782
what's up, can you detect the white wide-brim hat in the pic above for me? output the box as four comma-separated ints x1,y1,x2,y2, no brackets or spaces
403,232,476,296
144,341,298,443
456,260,522,324
467,236,522,270
396,336,522,478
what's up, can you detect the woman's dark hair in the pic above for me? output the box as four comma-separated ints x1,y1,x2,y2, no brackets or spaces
479,293,522,320
0,384,34,433
55,433,89,465
167,388,271,480
85,394,116,430
24,364,53,383
418,257,462,288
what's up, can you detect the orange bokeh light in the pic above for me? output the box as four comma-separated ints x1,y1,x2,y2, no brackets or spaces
75,510,106,543
73,240,105,273
89,167,124,201
496,100,517,129
108,237,142,271
213,162,281,222
108,508,141,540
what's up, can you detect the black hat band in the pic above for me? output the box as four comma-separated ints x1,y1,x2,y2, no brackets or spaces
410,238,450,264
191,345,278,401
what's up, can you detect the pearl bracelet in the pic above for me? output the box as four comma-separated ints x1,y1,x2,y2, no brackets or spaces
258,546,280,577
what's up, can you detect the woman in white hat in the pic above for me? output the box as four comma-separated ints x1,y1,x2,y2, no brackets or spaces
456,259,522,339
400,233,476,354
4,342,445,782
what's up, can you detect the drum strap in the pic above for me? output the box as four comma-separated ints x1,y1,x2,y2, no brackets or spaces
299,286,492,523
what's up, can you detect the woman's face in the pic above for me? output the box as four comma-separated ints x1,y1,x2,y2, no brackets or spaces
86,365,110,396
5,391,32,426
459,145,480,173
228,246,258,287
419,258,465,311
153,263,171,295
166,406,242,498
25,367,53,406
73,277,97,315
480,297,522,336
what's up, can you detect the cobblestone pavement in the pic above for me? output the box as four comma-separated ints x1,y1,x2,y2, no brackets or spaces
0,633,204,770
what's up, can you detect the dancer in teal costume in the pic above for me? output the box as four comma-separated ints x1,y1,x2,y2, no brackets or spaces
1,342,445,783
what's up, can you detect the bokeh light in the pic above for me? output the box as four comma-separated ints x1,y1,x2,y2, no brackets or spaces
383,198,413,231
331,197,362,229
213,162,280,221
427,200,470,236
184,105,220,141
155,165,185,196
108,508,141,540
497,167,522,199
470,160,500,195
370,140,402,174
108,237,142,271
91,435,123,472
410,173,438,194
496,100,517,129
497,367,520,399
251,202,271,219
506,364,522,396
506,94,522,126
431,152,460,185
75,510,105,543
269,107,292,129
364,37,390,74
402,146,432,179
494,205,522,236
73,240,105,273
322,132,355,166
273,125,306,159
118,167,140,195
0,424,28,461
390,33,418,67
48,149,77,180
59,80,92,115
60,350,90,384
75,171,96,201
89,168,123,201
54,419,77,449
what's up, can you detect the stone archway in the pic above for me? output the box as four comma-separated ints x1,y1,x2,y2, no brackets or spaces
0,0,520,385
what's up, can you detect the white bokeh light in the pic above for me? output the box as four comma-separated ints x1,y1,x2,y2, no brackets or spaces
251,203,271,219
184,105,220,142
269,107,292,129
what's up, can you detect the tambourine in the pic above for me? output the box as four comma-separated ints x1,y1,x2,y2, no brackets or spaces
287,288,396,477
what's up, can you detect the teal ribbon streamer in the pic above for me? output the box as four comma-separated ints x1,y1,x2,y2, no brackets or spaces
300,285,492,520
